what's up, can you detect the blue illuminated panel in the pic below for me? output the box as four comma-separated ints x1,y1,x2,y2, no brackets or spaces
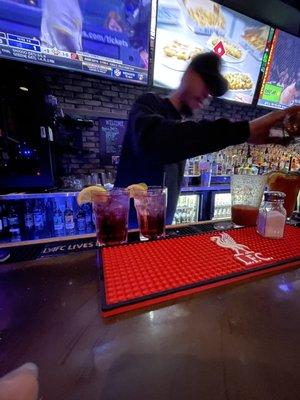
7,34,41,52
0,193,95,243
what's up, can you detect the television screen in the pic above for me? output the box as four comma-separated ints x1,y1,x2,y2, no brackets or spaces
257,29,300,109
0,0,151,84
153,0,270,104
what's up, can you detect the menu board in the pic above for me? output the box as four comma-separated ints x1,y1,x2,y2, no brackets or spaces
99,117,127,166
153,0,271,105
257,29,300,110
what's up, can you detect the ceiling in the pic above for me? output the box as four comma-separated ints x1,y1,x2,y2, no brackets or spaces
219,0,300,36
279,0,300,11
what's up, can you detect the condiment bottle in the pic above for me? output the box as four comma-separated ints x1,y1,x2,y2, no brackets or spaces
257,191,286,239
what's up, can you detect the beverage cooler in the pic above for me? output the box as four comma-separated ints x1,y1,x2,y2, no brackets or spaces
210,191,231,220
173,157,203,225
172,193,202,224
0,193,95,244
173,186,231,224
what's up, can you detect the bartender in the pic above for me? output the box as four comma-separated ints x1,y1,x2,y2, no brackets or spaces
115,52,300,226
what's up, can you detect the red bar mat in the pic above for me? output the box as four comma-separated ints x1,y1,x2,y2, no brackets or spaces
99,225,300,317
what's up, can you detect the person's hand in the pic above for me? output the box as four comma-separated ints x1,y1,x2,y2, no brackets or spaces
248,105,300,145
0,363,39,400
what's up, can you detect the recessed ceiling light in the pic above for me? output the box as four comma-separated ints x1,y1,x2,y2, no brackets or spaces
19,86,29,92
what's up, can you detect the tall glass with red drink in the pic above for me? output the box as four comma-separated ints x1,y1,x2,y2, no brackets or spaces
268,172,300,218
231,175,267,226
134,187,167,241
92,188,129,246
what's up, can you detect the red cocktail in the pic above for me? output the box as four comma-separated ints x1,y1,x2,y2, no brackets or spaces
268,172,300,218
134,187,167,241
231,174,267,227
92,188,129,246
138,212,165,239
231,205,259,226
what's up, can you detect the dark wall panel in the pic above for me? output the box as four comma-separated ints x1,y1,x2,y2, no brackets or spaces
218,0,300,36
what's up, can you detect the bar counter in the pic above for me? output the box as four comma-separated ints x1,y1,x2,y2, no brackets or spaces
1,222,300,400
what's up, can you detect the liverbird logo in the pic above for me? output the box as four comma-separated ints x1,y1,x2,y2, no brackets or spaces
210,233,273,266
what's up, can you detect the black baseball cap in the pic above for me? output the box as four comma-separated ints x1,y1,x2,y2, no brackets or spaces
188,52,228,97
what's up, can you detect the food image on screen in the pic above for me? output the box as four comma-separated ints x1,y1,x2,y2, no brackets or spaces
153,0,270,105
242,26,269,54
162,38,205,71
224,71,253,90
258,29,300,110
164,39,204,61
182,0,225,33
0,0,151,84
209,36,243,60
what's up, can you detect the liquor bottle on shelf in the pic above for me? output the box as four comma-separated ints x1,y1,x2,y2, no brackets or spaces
217,154,223,175
45,198,54,237
2,204,8,236
24,200,34,239
64,199,75,235
53,200,64,236
7,204,21,241
211,141,300,176
33,200,45,237
211,158,218,175
0,205,3,240
233,159,241,174
0,205,5,240
0,204,9,241
76,206,86,233
291,157,299,171
225,162,234,175
83,203,94,232
251,164,259,175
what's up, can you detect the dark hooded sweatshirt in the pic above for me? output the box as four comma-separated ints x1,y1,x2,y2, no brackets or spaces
115,92,250,227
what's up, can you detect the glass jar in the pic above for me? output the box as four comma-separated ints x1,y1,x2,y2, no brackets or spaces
257,191,287,239
284,111,300,137
269,111,300,143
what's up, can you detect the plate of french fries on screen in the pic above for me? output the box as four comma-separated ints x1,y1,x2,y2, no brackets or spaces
179,0,226,35
240,25,269,60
